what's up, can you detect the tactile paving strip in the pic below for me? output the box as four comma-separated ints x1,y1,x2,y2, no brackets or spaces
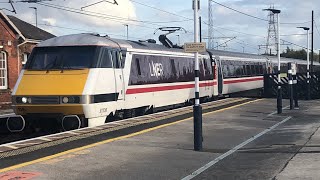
0,98,253,159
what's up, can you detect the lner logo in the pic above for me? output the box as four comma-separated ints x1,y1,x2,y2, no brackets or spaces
149,61,164,77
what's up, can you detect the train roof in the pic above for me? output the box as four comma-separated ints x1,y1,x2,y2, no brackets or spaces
37,33,132,49
37,33,318,65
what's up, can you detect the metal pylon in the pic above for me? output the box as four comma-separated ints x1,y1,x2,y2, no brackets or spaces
265,5,278,55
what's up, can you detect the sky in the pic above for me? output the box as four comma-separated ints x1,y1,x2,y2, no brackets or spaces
0,0,319,54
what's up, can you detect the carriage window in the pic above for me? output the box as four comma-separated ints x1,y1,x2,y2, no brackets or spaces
235,66,242,77
170,59,177,75
136,58,141,75
242,65,248,76
255,65,260,75
246,65,251,76
251,65,256,75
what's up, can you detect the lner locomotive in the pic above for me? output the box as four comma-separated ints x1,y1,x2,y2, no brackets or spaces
7,33,316,132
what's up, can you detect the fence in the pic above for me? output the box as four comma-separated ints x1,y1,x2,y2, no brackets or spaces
263,72,320,99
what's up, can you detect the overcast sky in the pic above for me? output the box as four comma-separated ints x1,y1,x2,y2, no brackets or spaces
1,0,319,54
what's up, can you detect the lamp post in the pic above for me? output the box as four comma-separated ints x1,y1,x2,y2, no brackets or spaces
264,8,281,113
176,34,180,45
124,24,129,40
29,7,37,27
193,0,202,151
297,27,310,100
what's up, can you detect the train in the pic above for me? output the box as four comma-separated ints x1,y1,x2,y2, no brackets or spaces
6,33,319,132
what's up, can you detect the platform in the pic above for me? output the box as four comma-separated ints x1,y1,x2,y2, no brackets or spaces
1,98,320,180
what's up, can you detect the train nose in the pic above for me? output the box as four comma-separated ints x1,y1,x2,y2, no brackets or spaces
6,115,26,132
62,115,81,131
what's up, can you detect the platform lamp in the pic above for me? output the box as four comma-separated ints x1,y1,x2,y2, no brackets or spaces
263,8,282,114
297,27,310,100
29,7,37,27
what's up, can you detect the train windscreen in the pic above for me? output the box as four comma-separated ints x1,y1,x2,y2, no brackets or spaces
25,46,99,70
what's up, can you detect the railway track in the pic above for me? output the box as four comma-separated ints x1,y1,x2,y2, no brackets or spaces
0,97,256,158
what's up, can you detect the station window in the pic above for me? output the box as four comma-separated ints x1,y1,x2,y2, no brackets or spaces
0,51,8,89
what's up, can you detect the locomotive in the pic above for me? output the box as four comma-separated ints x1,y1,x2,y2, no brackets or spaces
7,33,316,132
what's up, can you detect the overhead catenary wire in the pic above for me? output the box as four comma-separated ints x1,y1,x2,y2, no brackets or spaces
209,0,313,25
37,2,191,24
6,0,312,52
38,23,143,39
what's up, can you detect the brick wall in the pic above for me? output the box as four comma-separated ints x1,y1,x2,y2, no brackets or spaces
0,17,17,105
0,17,36,108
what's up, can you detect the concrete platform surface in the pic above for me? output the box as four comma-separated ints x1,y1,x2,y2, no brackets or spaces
1,98,320,180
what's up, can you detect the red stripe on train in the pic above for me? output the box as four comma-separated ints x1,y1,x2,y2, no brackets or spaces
126,82,216,94
126,77,263,94
223,77,263,84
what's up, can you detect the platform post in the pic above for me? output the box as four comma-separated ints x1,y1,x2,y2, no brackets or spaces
307,28,311,100
293,64,299,108
288,63,293,109
193,0,202,151
276,12,282,114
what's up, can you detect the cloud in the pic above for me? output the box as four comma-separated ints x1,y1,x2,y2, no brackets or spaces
1,0,319,53
42,18,56,25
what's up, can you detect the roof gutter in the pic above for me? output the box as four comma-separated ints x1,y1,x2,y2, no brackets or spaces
0,10,25,41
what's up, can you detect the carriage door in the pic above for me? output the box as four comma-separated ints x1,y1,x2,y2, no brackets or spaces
215,56,223,94
111,50,125,100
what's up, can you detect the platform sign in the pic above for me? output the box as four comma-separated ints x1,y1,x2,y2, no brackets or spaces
184,42,206,53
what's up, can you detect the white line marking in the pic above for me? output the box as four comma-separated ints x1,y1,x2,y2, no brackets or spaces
3,145,18,149
0,113,15,118
267,105,290,117
181,116,292,180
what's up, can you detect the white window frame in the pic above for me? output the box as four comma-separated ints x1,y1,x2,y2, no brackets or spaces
22,53,29,65
0,51,8,89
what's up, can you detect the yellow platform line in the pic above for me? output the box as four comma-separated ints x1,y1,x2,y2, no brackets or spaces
0,99,262,173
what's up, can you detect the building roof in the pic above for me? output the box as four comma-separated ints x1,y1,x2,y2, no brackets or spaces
7,15,55,41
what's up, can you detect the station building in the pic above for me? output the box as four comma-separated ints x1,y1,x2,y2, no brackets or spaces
0,10,55,108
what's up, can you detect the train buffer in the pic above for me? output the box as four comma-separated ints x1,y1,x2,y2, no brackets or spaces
1,98,320,179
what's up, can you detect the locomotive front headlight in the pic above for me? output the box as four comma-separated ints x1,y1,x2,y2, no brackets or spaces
61,96,81,104
62,97,69,103
22,97,28,104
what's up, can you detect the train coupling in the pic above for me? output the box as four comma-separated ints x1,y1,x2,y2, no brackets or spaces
6,115,26,133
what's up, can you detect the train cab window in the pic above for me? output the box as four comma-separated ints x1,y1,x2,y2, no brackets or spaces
120,51,126,68
136,58,142,75
112,51,120,68
100,49,113,68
